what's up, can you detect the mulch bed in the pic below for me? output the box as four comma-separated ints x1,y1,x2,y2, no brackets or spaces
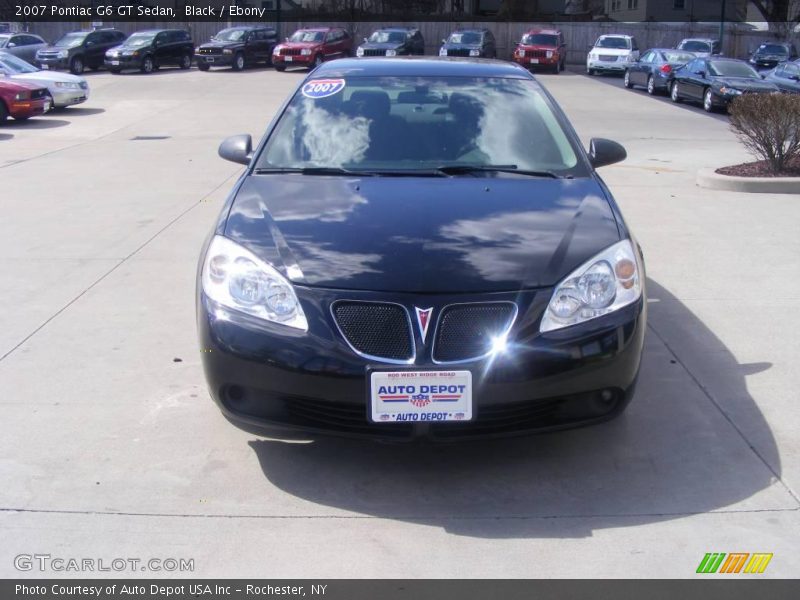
716,156,800,178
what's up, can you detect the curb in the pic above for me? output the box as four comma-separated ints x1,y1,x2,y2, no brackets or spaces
697,168,800,194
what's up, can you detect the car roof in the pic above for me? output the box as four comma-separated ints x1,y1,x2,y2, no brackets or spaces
649,48,695,52
297,27,335,32
680,38,717,42
526,29,561,34
376,26,417,31
314,57,532,79
599,34,633,38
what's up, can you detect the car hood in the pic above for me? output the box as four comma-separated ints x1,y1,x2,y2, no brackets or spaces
9,70,84,85
752,54,786,61
592,47,632,55
200,41,244,49
443,43,482,50
0,78,42,92
361,42,404,50
281,42,321,50
518,44,558,51
712,76,778,91
224,175,621,293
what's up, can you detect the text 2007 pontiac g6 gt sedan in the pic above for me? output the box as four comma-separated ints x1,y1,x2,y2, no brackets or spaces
197,58,646,441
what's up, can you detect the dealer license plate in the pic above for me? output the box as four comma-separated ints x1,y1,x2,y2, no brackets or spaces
529,58,539,64
285,56,293,62
41,64,49,70
206,57,214,63
369,370,472,423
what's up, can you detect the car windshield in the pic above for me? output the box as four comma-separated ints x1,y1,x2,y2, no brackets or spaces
521,34,558,46
369,31,407,44
290,31,325,43
679,40,712,52
257,76,581,175
122,33,156,47
54,32,87,48
709,61,759,78
596,37,630,49
756,44,788,55
449,32,482,45
0,35,9,47
663,51,696,63
214,29,246,42
0,52,39,73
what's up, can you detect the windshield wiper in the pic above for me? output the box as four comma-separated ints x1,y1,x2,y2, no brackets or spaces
253,166,378,176
434,165,564,178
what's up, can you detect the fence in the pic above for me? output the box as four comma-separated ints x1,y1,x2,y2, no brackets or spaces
23,20,799,64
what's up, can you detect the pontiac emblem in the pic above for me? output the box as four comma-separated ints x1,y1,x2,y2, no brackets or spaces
415,307,433,342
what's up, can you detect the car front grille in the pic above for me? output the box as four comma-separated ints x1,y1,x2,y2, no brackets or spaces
525,49,548,58
284,396,414,438
432,303,517,363
199,47,223,55
332,301,414,362
362,48,387,57
599,54,619,62
447,48,473,57
280,48,302,56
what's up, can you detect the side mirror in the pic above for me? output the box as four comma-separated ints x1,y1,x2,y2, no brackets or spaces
7,42,15,48
219,134,253,166
589,138,626,169
442,38,446,44
363,37,368,43
86,41,95,47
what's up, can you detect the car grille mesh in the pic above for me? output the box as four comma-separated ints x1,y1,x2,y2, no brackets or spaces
433,303,516,363
599,54,619,62
447,48,473,57
199,47,223,55
525,49,548,58
280,48,302,56
333,302,413,361
362,48,387,57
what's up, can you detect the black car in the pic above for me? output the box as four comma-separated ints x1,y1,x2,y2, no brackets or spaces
749,42,797,71
198,58,645,441
356,27,425,58
439,29,496,58
670,57,779,112
35,29,126,75
762,61,800,93
624,48,696,95
104,29,194,74
196,26,278,71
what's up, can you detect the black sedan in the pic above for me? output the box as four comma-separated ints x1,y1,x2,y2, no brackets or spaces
198,58,646,441
624,48,696,95
356,27,425,58
670,57,779,112
762,61,800,93
748,42,797,71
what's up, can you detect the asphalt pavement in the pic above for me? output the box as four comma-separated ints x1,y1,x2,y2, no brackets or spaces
0,64,798,578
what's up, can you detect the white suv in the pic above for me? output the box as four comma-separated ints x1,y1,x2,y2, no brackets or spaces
587,34,640,75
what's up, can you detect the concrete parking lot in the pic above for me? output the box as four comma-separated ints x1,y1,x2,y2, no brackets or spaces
1,64,798,578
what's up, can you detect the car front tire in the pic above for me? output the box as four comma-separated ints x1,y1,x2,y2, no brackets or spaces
232,53,245,71
703,88,717,112
180,54,192,70
623,70,633,88
69,56,84,75
647,75,656,95
140,56,154,74
587,66,595,76
197,62,210,71
275,65,286,72
671,82,682,103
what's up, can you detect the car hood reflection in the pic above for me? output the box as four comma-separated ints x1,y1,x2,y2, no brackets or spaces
224,175,621,293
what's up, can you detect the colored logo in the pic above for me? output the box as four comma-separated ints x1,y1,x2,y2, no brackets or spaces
415,307,433,342
696,553,773,574
301,79,346,99
410,393,431,407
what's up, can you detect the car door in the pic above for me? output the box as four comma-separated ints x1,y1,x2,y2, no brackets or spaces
683,58,707,100
154,32,171,65
632,51,652,85
83,31,104,65
245,31,260,63
778,63,800,93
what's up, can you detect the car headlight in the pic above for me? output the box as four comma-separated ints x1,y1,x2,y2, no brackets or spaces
385,49,397,57
273,46,282,55
546,50,553,58
719,86,742,95
223,49,233,54
540,239,642,333
589,53,597,61
14,92,29,100
202,236,308,331
300,48,312,56
356,47,364,57
469,49,481,57
57,50,68,58
439,47,448,56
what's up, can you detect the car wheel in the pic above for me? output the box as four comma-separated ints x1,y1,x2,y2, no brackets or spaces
647,75,657,95
110,68,121,74
314,54,323,68
703,88,717,112
0,101,8,124
623,70,633,88
69,56,84,75
141,56,154,74
587,67,595,76
180,54,192,70
232,53,245,71
670,82,682,103
197,62,210,71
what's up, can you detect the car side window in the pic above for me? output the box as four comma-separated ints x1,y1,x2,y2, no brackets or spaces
640,51,652,63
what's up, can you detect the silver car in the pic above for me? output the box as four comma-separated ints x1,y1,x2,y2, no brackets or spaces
0,32,47,63
0,51,88,108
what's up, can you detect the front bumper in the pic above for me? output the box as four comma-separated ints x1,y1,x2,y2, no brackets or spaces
273,54,313,67
198,286,646,442
196,54,234,67
104,55,141,70
9,97,50,118
513,55,559,68
50,86,88,107
37,56,69,70
588,58,629,72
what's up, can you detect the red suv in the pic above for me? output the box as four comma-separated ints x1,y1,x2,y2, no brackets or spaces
272,28,353,71
0,79,50,123
513,29,567,73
